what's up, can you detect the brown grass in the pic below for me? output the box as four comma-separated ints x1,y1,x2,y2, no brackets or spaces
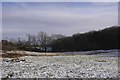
0,52,80,58
0,53,27,58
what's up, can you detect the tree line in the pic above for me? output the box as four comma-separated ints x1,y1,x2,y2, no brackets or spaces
1,32,65,52
1,26,120,52
50,26,120,51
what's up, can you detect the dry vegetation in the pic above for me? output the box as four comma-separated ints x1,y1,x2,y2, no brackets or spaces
0,51,81,58
0,53,28,58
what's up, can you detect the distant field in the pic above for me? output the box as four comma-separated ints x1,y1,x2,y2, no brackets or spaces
0,49,119,58
0,52,82,58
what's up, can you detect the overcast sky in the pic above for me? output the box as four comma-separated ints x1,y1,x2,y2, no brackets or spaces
2,2,118,40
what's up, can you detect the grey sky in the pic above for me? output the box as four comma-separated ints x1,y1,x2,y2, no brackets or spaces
2,2,118,40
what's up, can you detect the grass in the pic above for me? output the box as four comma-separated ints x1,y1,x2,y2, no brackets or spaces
0,52,81,58
1,53,28,58
95,59,107,62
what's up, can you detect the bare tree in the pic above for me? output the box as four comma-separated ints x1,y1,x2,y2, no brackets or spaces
0,41,1,48
31,35,37,46
37,32,49,52
26,34,33,50
26,32,65,52
26,34,32,45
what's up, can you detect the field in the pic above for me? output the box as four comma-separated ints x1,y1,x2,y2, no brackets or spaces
0,50,119,78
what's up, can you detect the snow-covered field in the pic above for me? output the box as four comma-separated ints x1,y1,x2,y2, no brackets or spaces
0,50,119,78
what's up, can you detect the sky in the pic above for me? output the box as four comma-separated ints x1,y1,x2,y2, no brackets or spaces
2,2,118,40
1,0,120,2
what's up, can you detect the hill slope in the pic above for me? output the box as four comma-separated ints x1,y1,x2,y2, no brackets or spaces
51,26,120,51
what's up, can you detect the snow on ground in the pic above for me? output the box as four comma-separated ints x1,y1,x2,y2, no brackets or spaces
64,49,119,57
0,53,119,78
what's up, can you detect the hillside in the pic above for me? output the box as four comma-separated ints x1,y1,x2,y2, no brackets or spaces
51,26,120,51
